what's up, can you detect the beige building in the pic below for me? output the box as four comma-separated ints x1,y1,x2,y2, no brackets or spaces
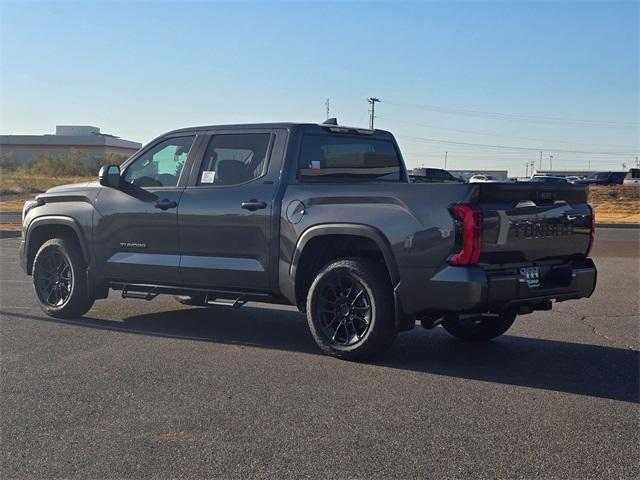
0,125,141,165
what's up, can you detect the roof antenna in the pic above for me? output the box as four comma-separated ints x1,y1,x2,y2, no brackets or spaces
323,117,338,126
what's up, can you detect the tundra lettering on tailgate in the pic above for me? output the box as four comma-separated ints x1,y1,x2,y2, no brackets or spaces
511,221,575,239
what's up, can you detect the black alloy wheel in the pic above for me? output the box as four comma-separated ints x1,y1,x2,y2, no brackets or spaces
317,274,372,346
35,248,73,307
306,258,397,360
32,238,94,318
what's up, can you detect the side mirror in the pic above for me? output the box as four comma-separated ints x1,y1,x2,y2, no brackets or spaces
99,164,121,188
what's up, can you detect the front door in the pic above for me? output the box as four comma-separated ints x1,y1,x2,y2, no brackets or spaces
178,130,285,291
93,134,198,284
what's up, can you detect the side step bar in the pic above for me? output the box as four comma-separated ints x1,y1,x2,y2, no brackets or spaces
206,296,247,309
121,285,159,301
110,282,273,308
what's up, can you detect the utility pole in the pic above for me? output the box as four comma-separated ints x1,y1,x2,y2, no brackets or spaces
549,155,553,171
539,151,543,170
636,156,639,168
367,97,380,129
444,151,448,170
325,98,330,120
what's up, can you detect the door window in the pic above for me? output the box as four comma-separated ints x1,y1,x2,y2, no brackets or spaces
198,133,271,186
123,136,195,187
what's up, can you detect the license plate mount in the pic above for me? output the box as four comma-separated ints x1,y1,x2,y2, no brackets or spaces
520,266,541,288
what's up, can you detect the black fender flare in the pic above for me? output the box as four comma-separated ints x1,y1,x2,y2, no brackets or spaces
289,223,412,330
25,215,90,273
290,223,400,287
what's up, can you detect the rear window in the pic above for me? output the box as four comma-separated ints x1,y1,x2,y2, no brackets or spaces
298,135,401,182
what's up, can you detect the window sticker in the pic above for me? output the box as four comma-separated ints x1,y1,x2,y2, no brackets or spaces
201,170,216,183
310,160,321,170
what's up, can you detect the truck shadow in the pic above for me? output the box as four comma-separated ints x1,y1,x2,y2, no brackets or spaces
3,305,638,404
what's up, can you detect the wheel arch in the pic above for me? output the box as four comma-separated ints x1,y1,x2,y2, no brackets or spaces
289,224,400,308
25,216,89,275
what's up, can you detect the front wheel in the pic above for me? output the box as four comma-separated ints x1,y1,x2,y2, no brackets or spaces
442,311,517,341
32,238,94,319
306,258,397,361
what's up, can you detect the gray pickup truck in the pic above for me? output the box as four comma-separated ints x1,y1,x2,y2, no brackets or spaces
19,121,597,360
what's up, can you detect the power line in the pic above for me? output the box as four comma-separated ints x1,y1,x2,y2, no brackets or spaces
384,100,638,129
377,116,637,150
397,134,638,156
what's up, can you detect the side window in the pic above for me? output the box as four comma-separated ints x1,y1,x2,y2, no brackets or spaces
198,133,271,186
123,136,195,187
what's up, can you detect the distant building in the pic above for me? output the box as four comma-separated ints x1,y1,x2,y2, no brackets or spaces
0,125,141,165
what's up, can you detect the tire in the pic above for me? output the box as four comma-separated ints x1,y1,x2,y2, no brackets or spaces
32,238,94,319
174,295,209,306
306,258,397,361
442,311,517,341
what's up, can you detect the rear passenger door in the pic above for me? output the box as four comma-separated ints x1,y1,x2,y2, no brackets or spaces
177,129,287,291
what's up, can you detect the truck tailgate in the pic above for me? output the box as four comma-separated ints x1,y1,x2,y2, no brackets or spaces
478,183,593,264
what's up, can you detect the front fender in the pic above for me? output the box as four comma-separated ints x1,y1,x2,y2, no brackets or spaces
24,215,90,274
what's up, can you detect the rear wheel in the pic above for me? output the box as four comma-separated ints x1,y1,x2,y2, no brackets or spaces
442,311,517,341
32,238,94,318
306,258,396,361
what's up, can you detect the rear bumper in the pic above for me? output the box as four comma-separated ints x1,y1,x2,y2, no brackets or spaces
397,258,597,315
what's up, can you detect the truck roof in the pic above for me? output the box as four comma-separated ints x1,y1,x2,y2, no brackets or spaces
164,122,395,139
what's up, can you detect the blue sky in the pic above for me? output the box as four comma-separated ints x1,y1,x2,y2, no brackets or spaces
1,0,637,175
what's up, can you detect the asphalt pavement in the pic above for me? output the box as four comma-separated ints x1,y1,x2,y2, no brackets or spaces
1,229,638,479
0,213,21,224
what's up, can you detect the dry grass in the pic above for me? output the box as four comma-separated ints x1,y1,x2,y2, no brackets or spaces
0,198,32,212
588,186,640,224
0,223,22,231
0,175,91,196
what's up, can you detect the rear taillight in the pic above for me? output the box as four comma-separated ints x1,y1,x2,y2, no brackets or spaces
448,204,483,265
586,205,595,256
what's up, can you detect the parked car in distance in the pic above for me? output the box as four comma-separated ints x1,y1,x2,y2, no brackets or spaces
623,168,640,186
468,174,500,183
576,171,627,185
409,168,463,183
528,175,570,185
565,176,584,183
19,120,597,361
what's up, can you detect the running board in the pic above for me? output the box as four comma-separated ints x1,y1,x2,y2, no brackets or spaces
206,295,247,309
121,285,159,301
110,282,271,307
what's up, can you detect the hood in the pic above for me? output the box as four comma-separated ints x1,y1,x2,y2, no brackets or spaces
44,181,97,194
36,181,103,203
